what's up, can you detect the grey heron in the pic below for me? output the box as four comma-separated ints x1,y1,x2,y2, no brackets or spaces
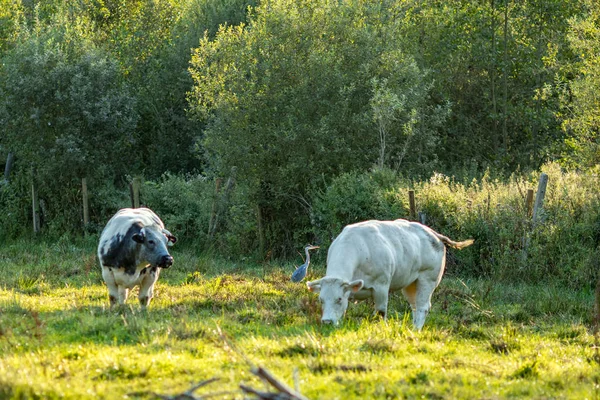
290,245,320,282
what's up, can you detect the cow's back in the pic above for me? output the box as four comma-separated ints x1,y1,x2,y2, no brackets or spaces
326,219,445,290
101,208,163,237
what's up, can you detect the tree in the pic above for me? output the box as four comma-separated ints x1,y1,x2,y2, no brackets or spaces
396,0,581,172
0,9,137,231
0,0,22,54
559,1,600,168
125,0,256,177
188,0,441,253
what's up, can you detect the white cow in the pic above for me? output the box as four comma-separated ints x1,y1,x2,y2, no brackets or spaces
98,208,177,308
307,219,473,329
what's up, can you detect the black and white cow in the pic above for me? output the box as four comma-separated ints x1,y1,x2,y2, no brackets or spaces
98,207,177,308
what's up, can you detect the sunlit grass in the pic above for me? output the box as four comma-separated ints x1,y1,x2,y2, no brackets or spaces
0,241,598,399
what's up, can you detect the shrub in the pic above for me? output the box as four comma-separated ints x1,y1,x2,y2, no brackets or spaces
141,173,258,257
0,171,31,239
142,173,213,247
311,163,600,287
311,168,409,245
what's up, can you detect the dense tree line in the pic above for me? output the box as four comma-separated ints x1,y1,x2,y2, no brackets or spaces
1,0,600,256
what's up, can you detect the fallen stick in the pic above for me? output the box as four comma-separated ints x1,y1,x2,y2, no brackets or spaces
248,367,308,400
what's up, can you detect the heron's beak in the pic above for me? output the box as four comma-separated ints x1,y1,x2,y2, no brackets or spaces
308,245,320,250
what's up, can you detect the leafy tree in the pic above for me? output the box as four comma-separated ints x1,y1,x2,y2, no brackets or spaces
0,10,137,231
0,0,22,54
127,0,256,177
188,0,442,254
559,1,600,168
395,0,581,172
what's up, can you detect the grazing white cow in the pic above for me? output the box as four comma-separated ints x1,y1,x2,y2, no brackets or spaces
307,219,473,329
98,208,177,308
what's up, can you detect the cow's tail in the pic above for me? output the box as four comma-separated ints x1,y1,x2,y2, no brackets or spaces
434,233,474,250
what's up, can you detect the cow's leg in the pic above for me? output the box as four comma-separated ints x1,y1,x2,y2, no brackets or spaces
101,266,119,308
372,285,390,319
118,286,129,305
402,280,418,316
413,279,437,330
138,268,160,308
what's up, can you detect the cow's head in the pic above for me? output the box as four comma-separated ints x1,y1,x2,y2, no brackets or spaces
132,226,177,268
307,277,364,325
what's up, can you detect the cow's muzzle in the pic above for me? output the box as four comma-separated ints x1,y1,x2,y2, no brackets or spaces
159,255,174,268
321,319,334,325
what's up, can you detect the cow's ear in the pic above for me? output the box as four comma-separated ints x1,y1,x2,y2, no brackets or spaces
346,279,364,293
163,229,177,246
132,229,145,244
307,279,322,293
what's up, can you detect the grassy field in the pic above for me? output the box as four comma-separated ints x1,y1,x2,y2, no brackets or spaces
0,239,598,399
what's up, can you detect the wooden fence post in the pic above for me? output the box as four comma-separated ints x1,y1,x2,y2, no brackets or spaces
82,177,89,228
131,177,141,208
408,190,416,220
207,167,237,241
522,174,549,262
532,173,548,226
525,189,534,218
257,204,265,259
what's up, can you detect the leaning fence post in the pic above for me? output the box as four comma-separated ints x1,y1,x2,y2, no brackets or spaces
522,174,549,262
208,178,223,237
4,152,14,182
207,167,237,241
257,203,265,259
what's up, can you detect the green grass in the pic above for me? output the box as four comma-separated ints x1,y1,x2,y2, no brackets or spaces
0,239,598,399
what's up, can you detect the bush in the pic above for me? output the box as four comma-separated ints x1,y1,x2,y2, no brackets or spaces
0,172,31,239
311,163,600,288
311,168,410,245
141,173,258,257
142,173,213,247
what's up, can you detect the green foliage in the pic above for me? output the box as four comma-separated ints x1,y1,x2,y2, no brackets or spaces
92,0,256,177
0,0,256,236
0,0,21,53
559,0,600,168
141,173,213,245
188,0,444,252
0,10,138,233
311,163,600,287
0,171,30,239
2,0,600,273
312,168,409,244
396,0,582,171
140,173,259,257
